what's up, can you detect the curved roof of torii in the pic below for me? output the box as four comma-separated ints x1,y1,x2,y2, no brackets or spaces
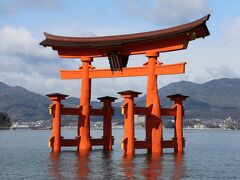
40,14,210,58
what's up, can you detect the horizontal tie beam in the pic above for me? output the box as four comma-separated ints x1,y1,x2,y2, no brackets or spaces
61,107,81,115
90,108,105,116
161,108,176,116
60,107,107,116
60,62,186,79
155,62,186,75
135,107,151,115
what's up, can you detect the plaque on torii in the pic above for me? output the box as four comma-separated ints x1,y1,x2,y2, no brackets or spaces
41,15,210,154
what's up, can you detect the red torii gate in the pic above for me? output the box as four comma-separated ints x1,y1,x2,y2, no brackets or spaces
41,15,210,155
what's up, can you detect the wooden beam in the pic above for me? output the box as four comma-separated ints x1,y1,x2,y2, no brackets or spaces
56,37,188,58
60,107,114,116
61,107,81,115
91,138,105,146
134,107,151,115
90,108,105,116
155,63,186,75
90,66,148,78
122,42,188,55
61,139,78,146
161,108,176,116
135,140,150,149
163,140,176,148
60,63,186,79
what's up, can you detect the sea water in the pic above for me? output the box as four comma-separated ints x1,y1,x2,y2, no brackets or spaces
0,129,240,179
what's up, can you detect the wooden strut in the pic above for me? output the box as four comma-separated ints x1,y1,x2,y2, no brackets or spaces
60,62,186,79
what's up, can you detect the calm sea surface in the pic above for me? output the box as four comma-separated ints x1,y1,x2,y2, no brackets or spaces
0,129,240,179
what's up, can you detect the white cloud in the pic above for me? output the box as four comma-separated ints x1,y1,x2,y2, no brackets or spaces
0,26,54,59
0,27,182,101
119,0,210,26
205,66,238,79
0,26,81,98
0,25,146,100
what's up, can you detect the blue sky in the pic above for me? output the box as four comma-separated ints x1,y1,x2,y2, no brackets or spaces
0,0,240,100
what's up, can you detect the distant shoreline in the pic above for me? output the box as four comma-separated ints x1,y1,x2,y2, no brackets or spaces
0,127,10,130
1,126,238,131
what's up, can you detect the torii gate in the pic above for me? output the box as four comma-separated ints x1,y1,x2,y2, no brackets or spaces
41,15,210,155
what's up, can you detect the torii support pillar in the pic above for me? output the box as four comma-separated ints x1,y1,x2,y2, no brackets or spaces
97,96,117,151
118,90,142,156
146,51,162,154
78,57,93,152
168,94,189,153
46,93,69,153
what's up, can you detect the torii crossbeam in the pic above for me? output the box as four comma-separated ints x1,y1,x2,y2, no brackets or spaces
60,62,186,79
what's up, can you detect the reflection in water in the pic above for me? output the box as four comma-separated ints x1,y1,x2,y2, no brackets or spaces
48,153,63,180
101,151,115,178
75,151,91,179
121,153,186,179
141,154,162,179
121,154,164,179
49,152,91,179
49,151,185,179
172,153,185,179
122,155,135,178
2,129,239,179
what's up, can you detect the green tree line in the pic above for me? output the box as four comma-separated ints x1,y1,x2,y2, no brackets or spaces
0,112,12,128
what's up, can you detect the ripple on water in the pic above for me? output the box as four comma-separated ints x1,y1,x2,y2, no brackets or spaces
0,129,240,179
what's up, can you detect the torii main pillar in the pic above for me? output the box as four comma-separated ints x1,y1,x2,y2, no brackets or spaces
146,51,162,154
78,57,93,152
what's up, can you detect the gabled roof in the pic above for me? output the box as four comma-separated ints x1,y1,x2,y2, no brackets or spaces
40,14,210,57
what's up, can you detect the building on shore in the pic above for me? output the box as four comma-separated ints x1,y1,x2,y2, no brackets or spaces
193,124,206,129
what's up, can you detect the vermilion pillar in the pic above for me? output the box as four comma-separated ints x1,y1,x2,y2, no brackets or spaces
78,57,93,152
118,90,141,156
46,93,68,153
146,51,162,154
97,96,117,151
168,94,189,153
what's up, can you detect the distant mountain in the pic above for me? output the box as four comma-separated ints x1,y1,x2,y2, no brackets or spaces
136,78,240,120
160,78,240,108
0,82,100,122
0,78,240,122
0,82,50,121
